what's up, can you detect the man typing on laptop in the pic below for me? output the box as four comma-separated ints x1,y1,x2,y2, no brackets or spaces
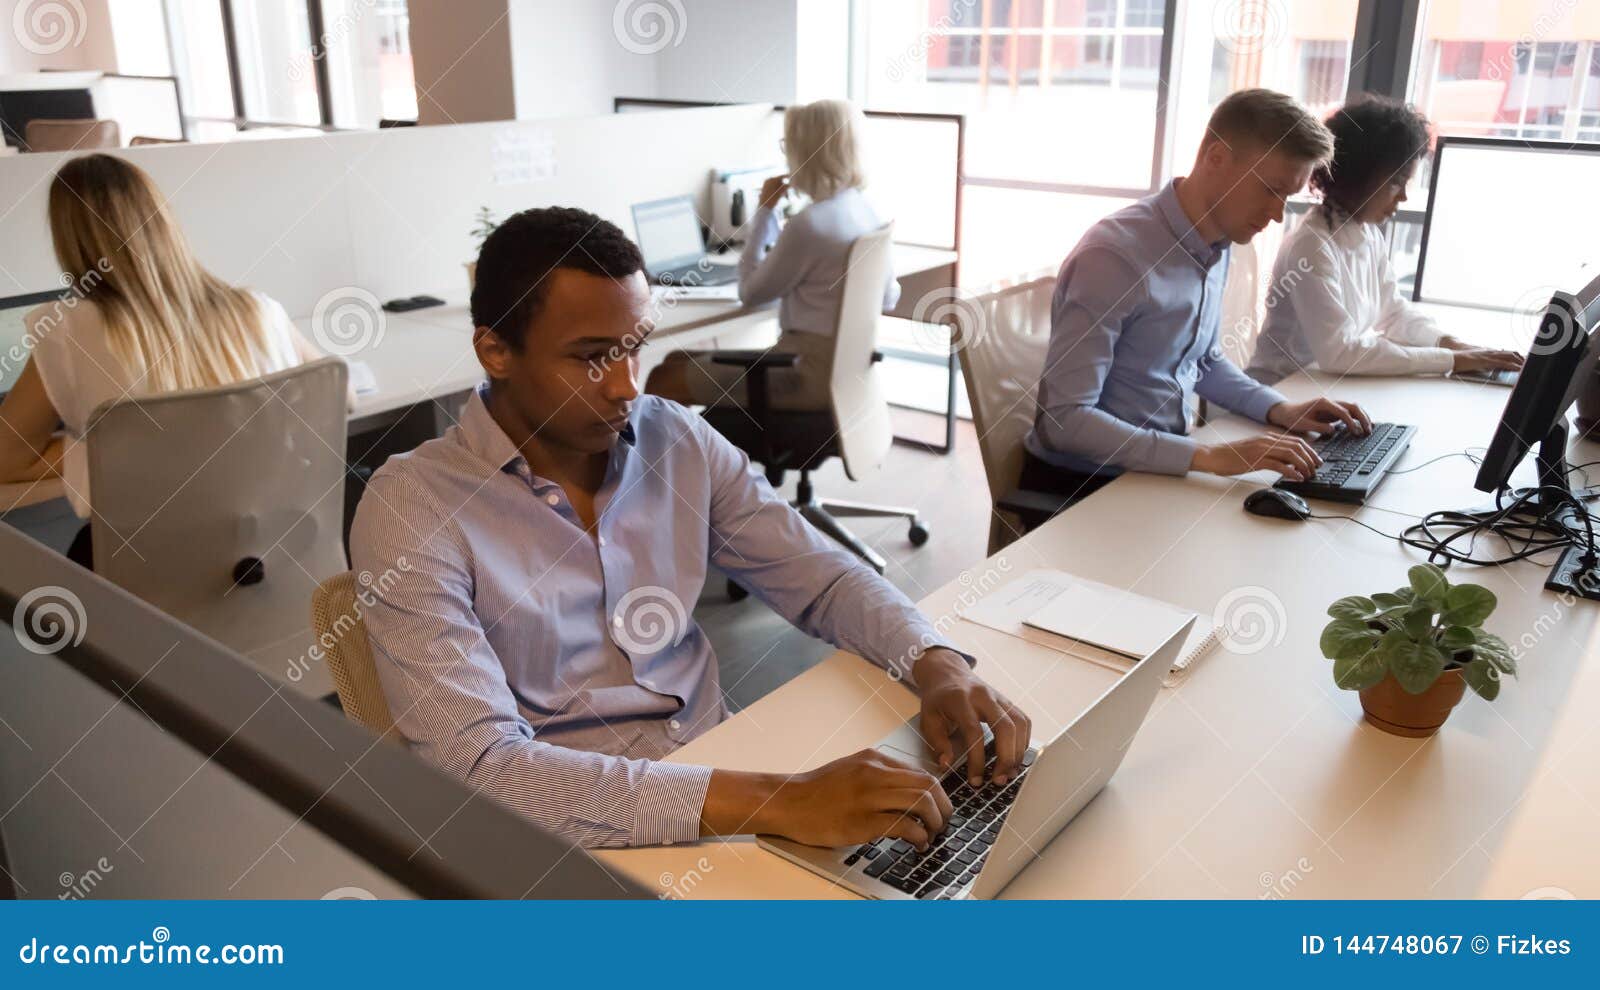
350,206,1030,852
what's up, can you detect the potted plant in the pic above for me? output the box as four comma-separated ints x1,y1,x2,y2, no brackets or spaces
1320,563,1515,737
466,206,498,289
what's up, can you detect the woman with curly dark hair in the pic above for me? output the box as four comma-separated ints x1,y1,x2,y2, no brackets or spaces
1247,96,1523,384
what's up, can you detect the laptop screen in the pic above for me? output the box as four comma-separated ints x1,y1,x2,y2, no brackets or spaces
0,291,62,398
632,196,706,274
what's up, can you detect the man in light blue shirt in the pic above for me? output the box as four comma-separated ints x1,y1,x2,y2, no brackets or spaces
1024,88,1372,499
350,206,1030,851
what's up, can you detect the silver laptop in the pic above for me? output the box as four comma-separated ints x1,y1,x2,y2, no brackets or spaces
631,195,739,286
758,617,1195,900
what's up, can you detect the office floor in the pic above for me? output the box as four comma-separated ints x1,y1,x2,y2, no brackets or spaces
696,408,993,711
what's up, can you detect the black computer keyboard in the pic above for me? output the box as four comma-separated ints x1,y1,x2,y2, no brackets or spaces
1275,421,1416,504
848,745,1037,900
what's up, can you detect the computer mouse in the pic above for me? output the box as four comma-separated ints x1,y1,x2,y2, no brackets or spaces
1243,487,1311,521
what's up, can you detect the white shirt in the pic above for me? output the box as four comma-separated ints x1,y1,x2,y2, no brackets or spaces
1247,207,1453,384
737,186,901,336
28,289,303,517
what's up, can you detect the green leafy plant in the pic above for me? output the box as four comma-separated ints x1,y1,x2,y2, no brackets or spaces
1320,563,1515,700
470,206,498,249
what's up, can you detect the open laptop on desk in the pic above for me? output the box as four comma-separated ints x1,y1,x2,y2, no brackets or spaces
0,290,67,400
633,195,739,287
759,618,1194,900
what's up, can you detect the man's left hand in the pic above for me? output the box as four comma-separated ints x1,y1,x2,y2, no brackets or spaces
1267,397,1372,438
912,648,1032,788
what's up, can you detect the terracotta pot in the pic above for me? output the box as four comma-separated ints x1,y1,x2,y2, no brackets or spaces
1359,668,1467,737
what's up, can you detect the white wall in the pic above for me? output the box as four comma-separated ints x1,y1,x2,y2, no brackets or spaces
0,0,118,74
653,0,796,104
508,0,656,117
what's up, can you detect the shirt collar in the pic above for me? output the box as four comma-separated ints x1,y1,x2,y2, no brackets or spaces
458,383,637,481
1157,179,1230,265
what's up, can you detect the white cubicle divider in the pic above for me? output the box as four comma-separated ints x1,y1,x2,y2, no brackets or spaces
0,103,783,320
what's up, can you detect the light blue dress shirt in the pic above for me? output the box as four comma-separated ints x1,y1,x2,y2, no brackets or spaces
349,387,963,849
1024,180,1287,476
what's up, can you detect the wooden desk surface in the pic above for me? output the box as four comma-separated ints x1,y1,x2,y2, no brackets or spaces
596,373,1600,899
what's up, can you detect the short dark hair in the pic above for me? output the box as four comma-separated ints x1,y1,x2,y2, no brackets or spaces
469,206,645,349
1204,88,1334,163
1311,97,1432,214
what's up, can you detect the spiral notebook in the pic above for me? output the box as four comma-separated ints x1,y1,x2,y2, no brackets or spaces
958,570,1220,687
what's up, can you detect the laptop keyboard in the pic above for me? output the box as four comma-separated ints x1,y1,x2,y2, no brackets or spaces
844,745,1038,900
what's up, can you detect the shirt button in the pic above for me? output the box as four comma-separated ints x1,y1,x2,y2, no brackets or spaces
669,719,681,730
545,493,559,506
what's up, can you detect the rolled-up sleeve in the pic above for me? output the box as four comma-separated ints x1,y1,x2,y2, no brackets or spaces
1032,249,1199,476
349,473,711,848
688,415,970,688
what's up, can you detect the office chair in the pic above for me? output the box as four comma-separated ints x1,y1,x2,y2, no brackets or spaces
129,135,184,146
312,572,400,740
956,272,1065,554
703,224,927,595
86,358,350,696
23,118,121,152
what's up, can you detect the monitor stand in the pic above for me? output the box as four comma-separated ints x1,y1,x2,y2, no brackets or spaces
1525,420,1600,600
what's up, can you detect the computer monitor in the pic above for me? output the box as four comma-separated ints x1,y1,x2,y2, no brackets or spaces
0,87,93,150
1473,270,1600,598
1414,137,1600,311
0,291,64,398
632,195,708,273
0,524,644,899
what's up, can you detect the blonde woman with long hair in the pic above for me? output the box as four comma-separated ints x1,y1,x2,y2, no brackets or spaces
0,153,330,565
646,98,899,411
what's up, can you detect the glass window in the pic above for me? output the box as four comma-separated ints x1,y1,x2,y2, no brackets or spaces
320,0,418,127
166,0,238,132
861,0,1169,189
229,0,321,125
1397,1,1600,284
1411,2,1600,144
1169,1,1361,172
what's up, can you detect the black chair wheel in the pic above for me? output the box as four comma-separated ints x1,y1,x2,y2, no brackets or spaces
232,556,266,586
908,521,930,547
726,578,750,602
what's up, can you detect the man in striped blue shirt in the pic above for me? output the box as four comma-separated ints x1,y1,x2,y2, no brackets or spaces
350,207,1029,851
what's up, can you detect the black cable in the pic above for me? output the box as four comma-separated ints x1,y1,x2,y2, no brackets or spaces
1292,445,1600,571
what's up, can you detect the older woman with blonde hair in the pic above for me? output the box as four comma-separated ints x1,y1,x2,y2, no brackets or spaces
646,98,900,411
0,153,332,566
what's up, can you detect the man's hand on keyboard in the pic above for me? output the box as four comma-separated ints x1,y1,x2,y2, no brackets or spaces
752,749,954,851
1267,397,1372,438
1191,434,1321,481
912,648,1033,790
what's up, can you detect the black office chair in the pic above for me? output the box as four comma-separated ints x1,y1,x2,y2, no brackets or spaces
701,226,927,600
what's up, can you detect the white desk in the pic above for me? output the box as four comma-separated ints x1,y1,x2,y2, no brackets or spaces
596,373,1600,898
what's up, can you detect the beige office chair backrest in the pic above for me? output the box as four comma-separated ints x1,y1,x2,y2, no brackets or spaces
828,223,896,480
86,358,350,687
25,118,121,152
958,272,1057,503
312,572,400,740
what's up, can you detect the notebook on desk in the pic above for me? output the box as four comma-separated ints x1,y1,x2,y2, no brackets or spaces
960,570,1220,686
